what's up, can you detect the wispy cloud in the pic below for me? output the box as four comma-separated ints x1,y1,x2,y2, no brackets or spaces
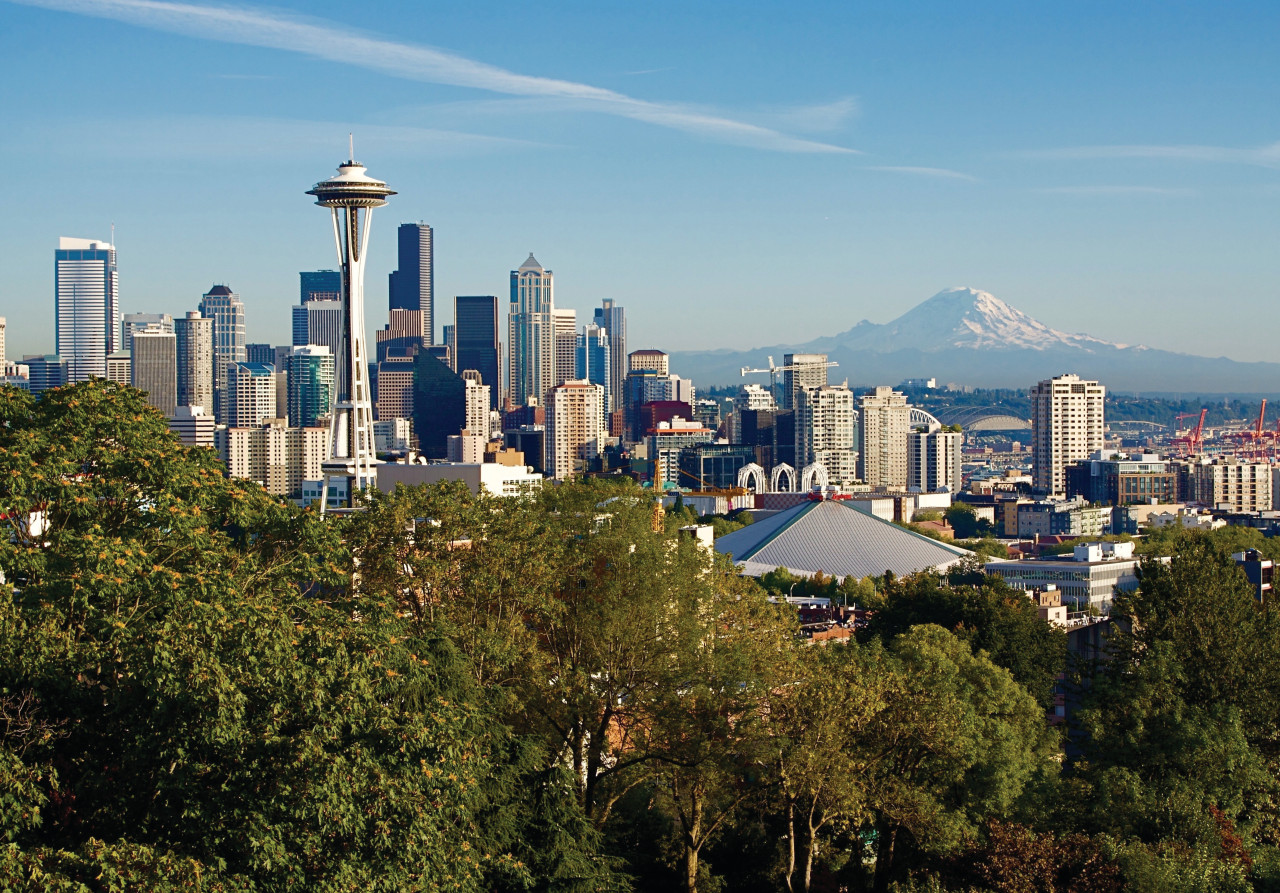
770,97,859,133
621,67,675,77
866,165,977,181
1022,142,1280,169
6,114,540,159
12,0,855,154
1035,185,1194,196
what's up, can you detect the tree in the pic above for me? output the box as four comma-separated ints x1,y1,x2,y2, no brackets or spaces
944,503,984,539
859,627,1058,892
0,381,623,891
863,572,1068,712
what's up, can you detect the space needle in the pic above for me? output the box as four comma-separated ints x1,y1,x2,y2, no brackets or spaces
307,140,395,510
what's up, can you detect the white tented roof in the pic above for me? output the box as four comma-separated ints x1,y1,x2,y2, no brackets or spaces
715,498,970,580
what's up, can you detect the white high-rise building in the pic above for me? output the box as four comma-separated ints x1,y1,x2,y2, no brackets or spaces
796,385,858,490
553,308,577,387
545,380,605,481
509,254,555,407
908,428,963,493
130,325,177,416
1031,374,1105,497
593,300,626,416
464,379,492,440
226,362,278,429
175,311,214,412
218,419,328,497
857,386,912,490
55,237,119,382
729,383,777,443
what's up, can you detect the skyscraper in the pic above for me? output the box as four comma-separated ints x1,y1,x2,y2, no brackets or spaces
300,270,342,303
122,312,173,346
412,353,466,460
781,353,829,410
453,295,500,410
130,325,177,416
545,380,605,481
286,345,336,429
307,153,395,503
508,253,554,408
576,323,611,412
796,385,858,490
593,300,626,417
226,362,278,428
553,308,577,387
1032,373,1105,496
0,317,6,368
388,222,433,342
175,311,214,412
907,428,964,494
198,285,246,422
55,237,119,382
856,386,911,489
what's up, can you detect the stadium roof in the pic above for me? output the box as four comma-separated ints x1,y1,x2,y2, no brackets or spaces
715,498,971,581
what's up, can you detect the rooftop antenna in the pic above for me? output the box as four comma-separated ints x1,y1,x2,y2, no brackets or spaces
348,132,354,162
110,221,115,247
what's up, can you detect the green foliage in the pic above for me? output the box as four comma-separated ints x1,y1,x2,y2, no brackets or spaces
862,572,1068,712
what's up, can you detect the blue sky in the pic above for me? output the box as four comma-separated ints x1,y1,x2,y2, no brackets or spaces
2,0,1278,366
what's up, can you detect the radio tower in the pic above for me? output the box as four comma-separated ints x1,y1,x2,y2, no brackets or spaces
307,140,396,511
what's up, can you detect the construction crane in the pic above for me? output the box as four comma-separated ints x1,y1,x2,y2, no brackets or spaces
740,356,840,407
1227,399,1268,460
1171,408,1208,457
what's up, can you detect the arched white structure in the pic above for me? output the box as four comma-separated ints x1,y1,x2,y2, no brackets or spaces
909,408,942,432
800,462,829,491
770,463,796,493
737,462,766,493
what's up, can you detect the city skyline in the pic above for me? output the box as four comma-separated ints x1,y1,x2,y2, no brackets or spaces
3,1,1279,368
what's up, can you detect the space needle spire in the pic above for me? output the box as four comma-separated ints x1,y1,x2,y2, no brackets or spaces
307,145,396,510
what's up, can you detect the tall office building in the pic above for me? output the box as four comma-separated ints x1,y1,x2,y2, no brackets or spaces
576,323,611,413
226,362,278,428
55,237,119,382
553,308,577,387
1032,373,1105,497
388,223,433,343
908,428,963,493
545,380,605,481
375,356,415,423
122,312,173,346
508,253,554,408
374,307,428,362
782,353,829,410
856,386,911,490
0,317,6,368
453,295,500,410
130,325,177,416
286,345,336,429
246,343,276,365
412,353,466,460
198,285,246,422
300,270,341,303
593,300,626,418
628,349,669,376
175,311,214,412
294,270,343,347
796,385,858,490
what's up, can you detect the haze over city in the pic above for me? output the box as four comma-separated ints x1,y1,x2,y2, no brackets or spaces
2,0,1279,367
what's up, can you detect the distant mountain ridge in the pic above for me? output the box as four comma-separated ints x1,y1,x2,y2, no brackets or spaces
670,287,1280,393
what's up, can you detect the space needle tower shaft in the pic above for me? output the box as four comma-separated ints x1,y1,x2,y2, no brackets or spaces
307,141,396,509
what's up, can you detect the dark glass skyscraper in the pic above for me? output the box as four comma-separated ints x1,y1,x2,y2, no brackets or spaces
412,353,465,459
453,295,500,410
593,300,626,419
388,223,433,343
295,270,342,346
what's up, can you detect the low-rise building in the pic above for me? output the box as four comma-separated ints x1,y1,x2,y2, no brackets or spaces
1066,451,1181,505
1015,497,1111,539
1182,456,1272,512
377,461,543,498
986,541,1145,614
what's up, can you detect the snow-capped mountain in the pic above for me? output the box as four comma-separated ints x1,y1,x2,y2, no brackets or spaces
831,287,1124,353
670,288,1278,393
